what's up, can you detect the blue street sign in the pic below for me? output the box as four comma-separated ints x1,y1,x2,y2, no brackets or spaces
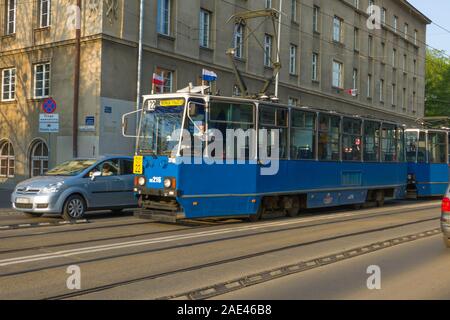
104,106,112,114
85,116,95,126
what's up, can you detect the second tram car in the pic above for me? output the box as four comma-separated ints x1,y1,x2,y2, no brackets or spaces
405,129,450,197
128,92,408,222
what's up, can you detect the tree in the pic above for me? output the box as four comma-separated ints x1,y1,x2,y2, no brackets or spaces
425,49,450,116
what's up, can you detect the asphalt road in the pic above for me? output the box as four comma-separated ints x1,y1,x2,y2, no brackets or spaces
0,199,445,300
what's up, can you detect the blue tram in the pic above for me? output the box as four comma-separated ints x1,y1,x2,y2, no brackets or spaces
128,92,408,222
405,129,450,197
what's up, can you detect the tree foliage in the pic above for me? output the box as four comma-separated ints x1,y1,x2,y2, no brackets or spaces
425,49,450,116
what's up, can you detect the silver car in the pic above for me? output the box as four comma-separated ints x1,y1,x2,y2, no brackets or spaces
11,156,138,220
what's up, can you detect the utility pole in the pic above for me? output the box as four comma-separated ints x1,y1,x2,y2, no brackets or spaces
136,0,145,141
274,0,283,98
72,0,82,158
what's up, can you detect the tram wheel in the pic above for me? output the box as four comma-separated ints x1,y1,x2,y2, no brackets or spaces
286,197,301,217
375,191,385,207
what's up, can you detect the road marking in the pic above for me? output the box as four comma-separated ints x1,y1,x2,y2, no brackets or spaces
0,202,439,267
159,228,441,300
0,220,89,232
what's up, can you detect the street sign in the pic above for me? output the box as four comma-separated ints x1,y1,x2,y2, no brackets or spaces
42,98,57,114
104,106,112,114
39,114,59,133
85,116,95,126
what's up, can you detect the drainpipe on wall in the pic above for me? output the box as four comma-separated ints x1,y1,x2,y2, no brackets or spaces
72,0,82,158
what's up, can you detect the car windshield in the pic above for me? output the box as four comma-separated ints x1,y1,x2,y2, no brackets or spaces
45,160,97,176
137,98,185,156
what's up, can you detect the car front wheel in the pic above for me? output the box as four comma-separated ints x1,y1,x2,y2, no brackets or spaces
62,195,86,221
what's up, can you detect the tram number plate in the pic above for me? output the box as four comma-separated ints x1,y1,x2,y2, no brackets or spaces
133,156,143,174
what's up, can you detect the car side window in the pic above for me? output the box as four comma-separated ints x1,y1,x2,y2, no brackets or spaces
121,159,134,175
89,159,120,178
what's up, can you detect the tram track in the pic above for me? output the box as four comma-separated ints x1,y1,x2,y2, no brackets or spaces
6,214,434,300
0,202,439,256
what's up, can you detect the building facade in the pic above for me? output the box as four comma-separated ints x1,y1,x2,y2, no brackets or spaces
0,0,430,187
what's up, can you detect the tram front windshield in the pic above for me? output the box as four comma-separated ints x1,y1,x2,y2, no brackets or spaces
137,98,185,156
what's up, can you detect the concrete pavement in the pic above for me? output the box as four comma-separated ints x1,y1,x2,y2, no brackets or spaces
0,200,443,300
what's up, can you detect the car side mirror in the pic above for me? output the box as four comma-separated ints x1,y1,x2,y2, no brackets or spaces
91,171,102,181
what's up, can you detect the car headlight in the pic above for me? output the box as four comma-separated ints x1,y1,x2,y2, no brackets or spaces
41,182,64,194
164,178,172,188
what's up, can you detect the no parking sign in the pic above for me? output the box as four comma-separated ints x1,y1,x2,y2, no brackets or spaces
42,98,57,114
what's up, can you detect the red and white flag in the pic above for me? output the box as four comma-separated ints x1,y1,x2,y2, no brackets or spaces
152,73,164,86
346,88,358,97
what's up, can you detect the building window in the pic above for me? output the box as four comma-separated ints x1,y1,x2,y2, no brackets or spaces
392,49,396,68
352,69,358,90
30,140,49,177
368,35,373,57
0,140,14,178
39,0,51,28
155,68,173,93
312,53,319,81
403,54,407,72
333,16,343,43
367,74,372,98
289,44,297,75
393,16,398,33
234,23,244,58
265,0,272,9
264,34,273,67
199,9,211,48
34,63,50,99
332,60,343,88
414,30,418,45
157,0,170,36
391,83,396,106
2,68,16,101
354,28,359,51
313,6,320,32
381,8,386,25
379,79,384,102
402,88,407,109
354,0,359,9
404,23,408,40
232,85,241,97
6,0,16,35
288,97,299,106
291,0,297,22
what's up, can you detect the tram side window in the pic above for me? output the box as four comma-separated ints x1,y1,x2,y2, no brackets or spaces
259,105,289,160
364,121,380,162
381,124,397,162
397,127,405,162
318,114,340,161
428,132,447,164
405,131,418,162
208,102,255,160
418,132,427,163
291,110,316,160
342,118,362,161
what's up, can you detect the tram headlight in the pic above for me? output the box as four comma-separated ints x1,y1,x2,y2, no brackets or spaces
138,176,146,186
164,178,172,188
